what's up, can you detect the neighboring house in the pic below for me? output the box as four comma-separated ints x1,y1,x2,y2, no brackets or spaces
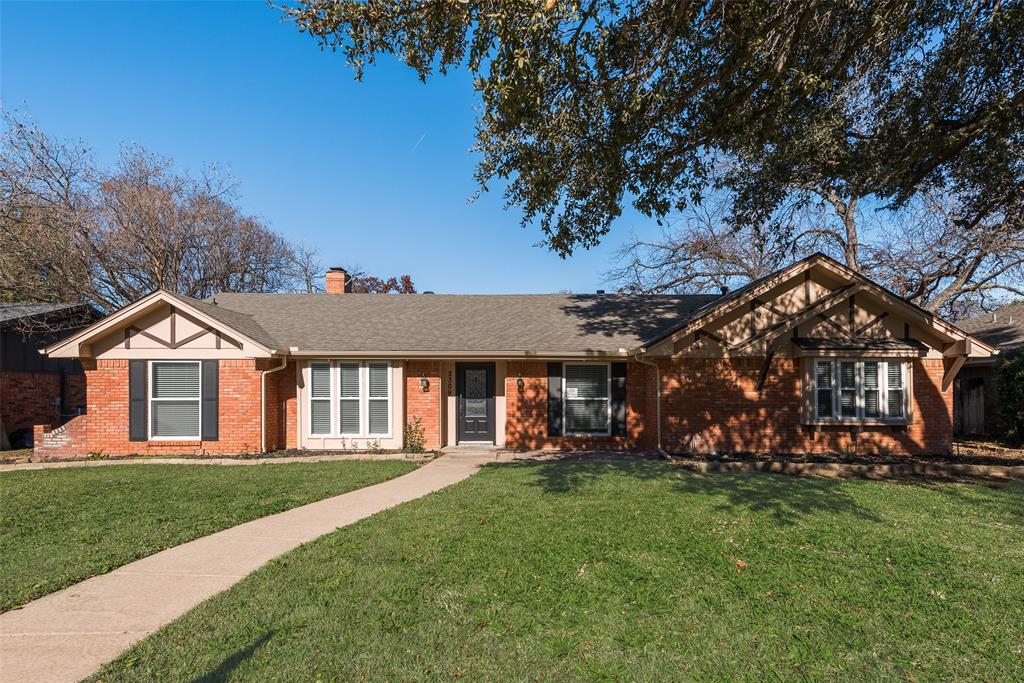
1,303,102,449
36,254,993,458
954,302,1024,436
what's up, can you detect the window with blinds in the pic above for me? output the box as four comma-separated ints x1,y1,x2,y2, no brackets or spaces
310,363,332,435
564,363,610,434
339,363,360,434
815,360,833,418
813,359,907,422
307,361,392,437
150,361,201,438
368,362,390,435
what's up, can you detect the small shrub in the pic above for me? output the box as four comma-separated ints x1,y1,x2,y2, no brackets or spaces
403,417,426,453
996,349,1024,445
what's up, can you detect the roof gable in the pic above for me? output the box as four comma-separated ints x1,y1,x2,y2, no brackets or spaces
44,291,276,358
644,253,995,358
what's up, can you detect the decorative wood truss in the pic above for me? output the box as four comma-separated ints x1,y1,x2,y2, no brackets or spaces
122,306,227,350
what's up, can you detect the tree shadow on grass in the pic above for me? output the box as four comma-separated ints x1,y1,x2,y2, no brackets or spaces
515,455,1024,526
189,630,274,683
929,479,1024,528
518,456,883,525
516,455,669,494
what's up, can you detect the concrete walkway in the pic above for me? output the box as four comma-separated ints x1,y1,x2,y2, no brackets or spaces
0,450,496,683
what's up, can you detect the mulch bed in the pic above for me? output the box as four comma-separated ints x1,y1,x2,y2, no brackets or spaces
0,449,439,466
667,442,1024,482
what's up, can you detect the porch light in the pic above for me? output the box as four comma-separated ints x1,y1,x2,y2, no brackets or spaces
516,374,525,391
420,373,430,391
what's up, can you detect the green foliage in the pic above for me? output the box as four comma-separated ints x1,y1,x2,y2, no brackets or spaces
403,416,427,453
0,461,415,611
92,461,1024,680
997,350,1024,445
284,1,1024,256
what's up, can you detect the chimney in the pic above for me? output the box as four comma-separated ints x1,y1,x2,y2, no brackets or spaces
720,285,729,295
325,267,350,294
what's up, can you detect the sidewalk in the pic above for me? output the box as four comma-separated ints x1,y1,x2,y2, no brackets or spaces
0,450,495,683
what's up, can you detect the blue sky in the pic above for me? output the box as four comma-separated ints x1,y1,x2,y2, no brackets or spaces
1,0,659,294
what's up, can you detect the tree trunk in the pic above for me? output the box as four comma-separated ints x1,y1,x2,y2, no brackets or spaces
841,197,860,271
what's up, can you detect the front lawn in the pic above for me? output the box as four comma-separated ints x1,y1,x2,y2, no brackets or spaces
0,460,416,611
93,459,1024,681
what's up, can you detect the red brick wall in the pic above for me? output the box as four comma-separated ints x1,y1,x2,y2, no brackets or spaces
34,358,265,458
658,357,952,456
405,360,442,449
504,360,657,450
503,358,951,455
30,353,954,458
2,371,86,434
264,361,297,451
33,414,89,458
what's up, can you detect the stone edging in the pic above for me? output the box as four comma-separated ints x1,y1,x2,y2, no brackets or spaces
0,452,433,472
673,458,1024,481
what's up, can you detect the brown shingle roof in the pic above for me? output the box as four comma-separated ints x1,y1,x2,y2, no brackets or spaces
958,302,1024,352
205,292,720,354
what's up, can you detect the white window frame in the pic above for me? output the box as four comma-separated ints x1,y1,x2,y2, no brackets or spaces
562,362,612,436
812,358,908,423
148,360,202,441
306,360,393,438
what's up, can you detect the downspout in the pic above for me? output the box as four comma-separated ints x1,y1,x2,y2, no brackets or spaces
632,352,671,459
261,356,288,453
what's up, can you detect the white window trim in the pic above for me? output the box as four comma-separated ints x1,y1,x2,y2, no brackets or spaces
307,360,393,439
148,360,202,441
813,358,908,424
563,362,612,436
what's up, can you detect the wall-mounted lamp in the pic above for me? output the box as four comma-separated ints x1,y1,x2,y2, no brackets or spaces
516,374,525,391
420,373,430,391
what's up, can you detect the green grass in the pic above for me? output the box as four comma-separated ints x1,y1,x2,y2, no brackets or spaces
89,460,1024,681
0,461,416,611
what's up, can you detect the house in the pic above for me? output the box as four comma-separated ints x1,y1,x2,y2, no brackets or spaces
954,302,1024,436
34,254,993,458
1,303,102,449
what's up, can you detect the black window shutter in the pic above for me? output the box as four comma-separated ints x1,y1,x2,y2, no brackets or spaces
201,360,219,441
128,360,147,441
611,362,628,436
547,362,563,437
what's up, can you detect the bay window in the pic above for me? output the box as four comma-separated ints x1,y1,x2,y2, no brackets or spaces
307,361,392,437
813,359,907,422
564,363,610,434
150,361,201,439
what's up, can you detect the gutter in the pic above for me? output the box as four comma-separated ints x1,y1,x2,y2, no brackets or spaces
260,356,289,452
285,349,631,359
